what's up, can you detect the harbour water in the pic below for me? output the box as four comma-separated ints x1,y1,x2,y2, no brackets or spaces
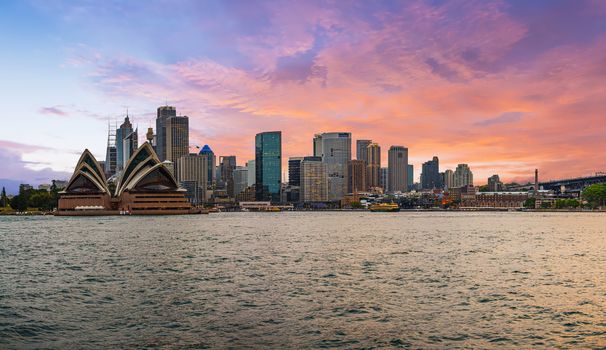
1,212,605,349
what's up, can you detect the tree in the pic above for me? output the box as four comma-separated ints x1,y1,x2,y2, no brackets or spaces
523,197,536,209
0,187,7,207
10,194,28,211
29,191,52,210
583,183,606,209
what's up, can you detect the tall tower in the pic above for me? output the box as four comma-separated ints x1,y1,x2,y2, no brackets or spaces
356,140,372,163
104,121,117,178
116,114,133,171
388,146,408,193
313,132,351,201
255,131,282,202
155,105,177,161
367,143,381,189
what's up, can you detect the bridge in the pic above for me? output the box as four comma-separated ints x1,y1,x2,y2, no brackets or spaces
539,174,606,193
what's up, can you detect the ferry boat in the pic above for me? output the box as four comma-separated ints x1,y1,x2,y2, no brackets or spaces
369,203,400,212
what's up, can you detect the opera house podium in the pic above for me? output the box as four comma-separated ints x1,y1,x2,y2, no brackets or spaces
57,143,199,215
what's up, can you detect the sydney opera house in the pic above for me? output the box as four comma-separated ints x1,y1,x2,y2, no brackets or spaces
57,143,199,215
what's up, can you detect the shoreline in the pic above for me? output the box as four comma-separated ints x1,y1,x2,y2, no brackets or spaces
1,208,604,216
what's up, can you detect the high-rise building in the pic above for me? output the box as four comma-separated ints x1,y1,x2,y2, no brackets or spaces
356,140,372,163
407,164,414,190
220,156,237,196
388,146,408,193
487,174,502,192
454,164,474,187
116,115,134,171
146,127,155,149
444,169,454,190
104,122,117,178
300,158,328,203
255,131,282,202
246,160,255,186
313,132,351,201
348,160,366,193
122,129,138,169
165,115,189,164
380,167,388,190
288,157,304,187
198,145,215,187
178,153,208,203
421,156,441,189
366,143,381,189
155,105,177,161
233,166,248,197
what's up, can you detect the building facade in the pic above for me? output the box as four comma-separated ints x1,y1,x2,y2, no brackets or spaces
421,156,441,189
288,157,304,187
407,164,414,190
300,158,328,203
198,145,215,187
356,139,372,163
387,146,408,193
454,163,474,188
116,115,134,171
366,143,381,189
488,174,503,192
246,160,255,187
444,169,454,189
233,166,248,197
155,105,177,161
165,115,189,164
255,131,282,202
348,159,366,193
177,153,208,203
313,132,351,201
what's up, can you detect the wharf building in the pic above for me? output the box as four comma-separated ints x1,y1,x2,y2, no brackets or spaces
313,132,351,201
255,131,282,202
57,143,196,215
387,146,408,193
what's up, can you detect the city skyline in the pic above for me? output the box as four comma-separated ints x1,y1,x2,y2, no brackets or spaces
2,0,606,191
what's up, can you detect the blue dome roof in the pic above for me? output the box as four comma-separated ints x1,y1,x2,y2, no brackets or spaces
199,144,213,154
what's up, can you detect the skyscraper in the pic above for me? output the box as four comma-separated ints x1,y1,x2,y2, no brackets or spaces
288,157,304,187
178,153,208,203
356,139,372,163
444,169,454,189
313,132,351,201
255,131,282,202
380,167,388,190
388,146,408,193
122,129,138,169
146,127,155,149
366,143,381,189
407,164,414,190
165,115,189,164
104,122,117,178
421,156,441,189
155,105,177,161
116,115,134,171
246,160,255,187
454,164,474,187
348,159,366,193
220,156,237,196
198,145,215,187
233,166,248,197
300,158,328,203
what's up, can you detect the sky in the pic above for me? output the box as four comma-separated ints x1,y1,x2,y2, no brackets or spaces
1,0,605,193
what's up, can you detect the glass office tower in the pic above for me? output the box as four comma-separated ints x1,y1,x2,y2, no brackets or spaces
255,131,282,202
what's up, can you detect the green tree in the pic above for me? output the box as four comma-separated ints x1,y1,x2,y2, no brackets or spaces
10,194,28,211
583,183,606,209
541,201,552,209
29,191,52,210
523,197,536,209
0,187,7,207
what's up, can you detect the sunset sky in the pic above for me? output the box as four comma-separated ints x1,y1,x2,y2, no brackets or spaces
1,0,605,193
